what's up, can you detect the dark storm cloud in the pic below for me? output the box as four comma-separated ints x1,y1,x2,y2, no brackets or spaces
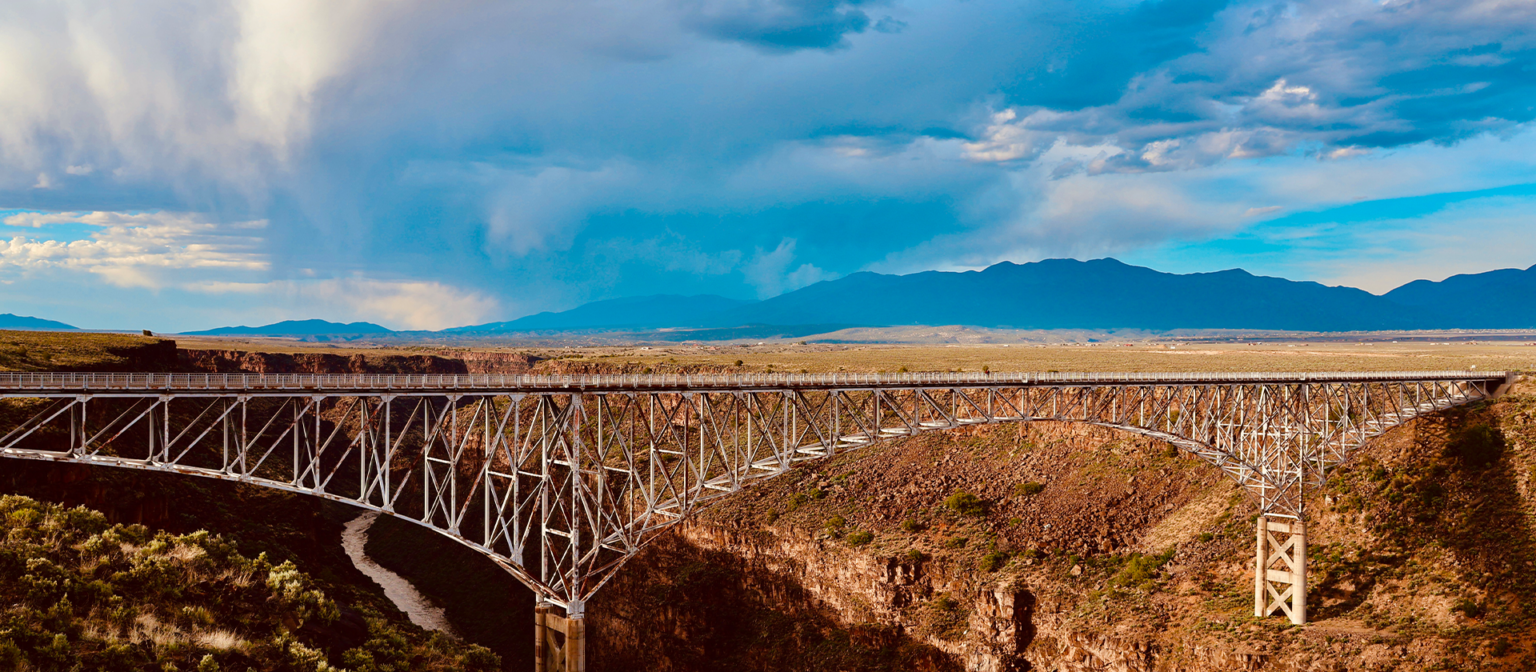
3,0,1536,327
685,0,884,51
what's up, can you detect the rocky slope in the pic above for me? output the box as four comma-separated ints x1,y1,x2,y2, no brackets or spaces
584,381,1536,671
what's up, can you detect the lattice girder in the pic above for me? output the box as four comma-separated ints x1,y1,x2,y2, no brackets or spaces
0,370,1509,612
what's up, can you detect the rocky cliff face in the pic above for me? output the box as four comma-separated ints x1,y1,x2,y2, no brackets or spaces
588,384,1536,672
179,349,472,374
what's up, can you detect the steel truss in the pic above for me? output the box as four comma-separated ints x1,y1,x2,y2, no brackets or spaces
0,370,1514,652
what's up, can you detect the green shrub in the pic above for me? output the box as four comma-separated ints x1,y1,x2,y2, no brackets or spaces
0,495,500,671
786,493,808,511
1014,482,1045,497
905,549,926,562
1449,423,1504,467
979,551,1010,572
809,488,826,500
1452,598,1484,619
824,515,846,532
945,536,968,549
945,491,987,517
923,596,968,641
1110,550,1176,590
901,518,926,533
847,531,874,546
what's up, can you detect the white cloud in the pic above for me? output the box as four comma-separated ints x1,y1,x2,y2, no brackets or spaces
0,210,269,288
0,210,493,328
743,239,835,298
187,276,497,330
962,110,1059,163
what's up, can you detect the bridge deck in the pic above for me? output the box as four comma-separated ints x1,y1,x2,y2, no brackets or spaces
0,370,1510,395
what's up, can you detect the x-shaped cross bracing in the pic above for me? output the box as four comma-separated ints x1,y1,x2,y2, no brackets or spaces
0,370,1510,621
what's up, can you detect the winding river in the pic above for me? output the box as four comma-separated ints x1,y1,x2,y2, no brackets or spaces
340,511,459,637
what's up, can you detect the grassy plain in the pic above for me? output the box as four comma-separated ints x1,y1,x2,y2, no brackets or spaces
87,332,1536,375
4,329,1535,376
0,330,170,371
569,341,1536,375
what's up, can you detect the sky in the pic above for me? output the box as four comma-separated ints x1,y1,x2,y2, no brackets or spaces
2,0,1536,332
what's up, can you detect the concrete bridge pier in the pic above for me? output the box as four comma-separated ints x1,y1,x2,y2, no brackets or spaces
535,601,586,672
1254,516,1306,624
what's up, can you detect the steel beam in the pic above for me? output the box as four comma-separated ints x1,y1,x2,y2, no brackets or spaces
0,369,1510,662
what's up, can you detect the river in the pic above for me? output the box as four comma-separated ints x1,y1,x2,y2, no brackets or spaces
340,511,459,636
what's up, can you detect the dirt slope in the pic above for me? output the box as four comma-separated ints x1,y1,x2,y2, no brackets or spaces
587,382,1536,671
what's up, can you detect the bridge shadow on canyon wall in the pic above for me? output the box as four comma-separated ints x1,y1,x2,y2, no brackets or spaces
1309,399,1536,624
588,529,965,672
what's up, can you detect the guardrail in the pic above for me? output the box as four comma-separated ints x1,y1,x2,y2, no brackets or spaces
0,370,1510,392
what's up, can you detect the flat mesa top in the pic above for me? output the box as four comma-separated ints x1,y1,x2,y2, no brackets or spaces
0,370,1513,393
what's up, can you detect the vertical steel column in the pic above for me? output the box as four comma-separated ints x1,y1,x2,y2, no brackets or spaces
1253,515,1268,618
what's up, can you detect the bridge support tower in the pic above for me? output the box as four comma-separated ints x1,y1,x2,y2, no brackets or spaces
1254,516,1306,624
535,601,586,672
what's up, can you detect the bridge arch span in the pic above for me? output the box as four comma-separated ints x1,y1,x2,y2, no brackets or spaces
0,370,1512,667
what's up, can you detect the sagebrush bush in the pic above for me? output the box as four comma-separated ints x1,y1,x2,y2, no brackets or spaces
945,491,988,516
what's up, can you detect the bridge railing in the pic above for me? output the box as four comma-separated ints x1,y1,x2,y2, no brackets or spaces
0,370,1508,392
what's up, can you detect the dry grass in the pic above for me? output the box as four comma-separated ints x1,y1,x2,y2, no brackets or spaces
569,341,1536,374
11,330,1536,375
0,330,166,371
177,337,1536,374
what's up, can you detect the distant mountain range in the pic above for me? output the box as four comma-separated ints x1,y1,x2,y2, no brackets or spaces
445,295,754,333
439,258,1536,335
17,258,1518,340
0,314,76,331
180,319,394,338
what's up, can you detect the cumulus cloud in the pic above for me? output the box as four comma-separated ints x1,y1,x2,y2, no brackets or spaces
962,110,1059,163
0,209,496,330
0,211,267,288
190,277,497,330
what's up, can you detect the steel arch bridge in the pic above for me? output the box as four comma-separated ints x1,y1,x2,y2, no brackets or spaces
0,370,1515,670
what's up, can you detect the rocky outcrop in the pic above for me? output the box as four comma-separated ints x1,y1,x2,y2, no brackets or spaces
179,349,470,374
674,524,1032,672
458,351,543,373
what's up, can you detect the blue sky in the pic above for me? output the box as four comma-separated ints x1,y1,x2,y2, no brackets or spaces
1,0,1535,331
